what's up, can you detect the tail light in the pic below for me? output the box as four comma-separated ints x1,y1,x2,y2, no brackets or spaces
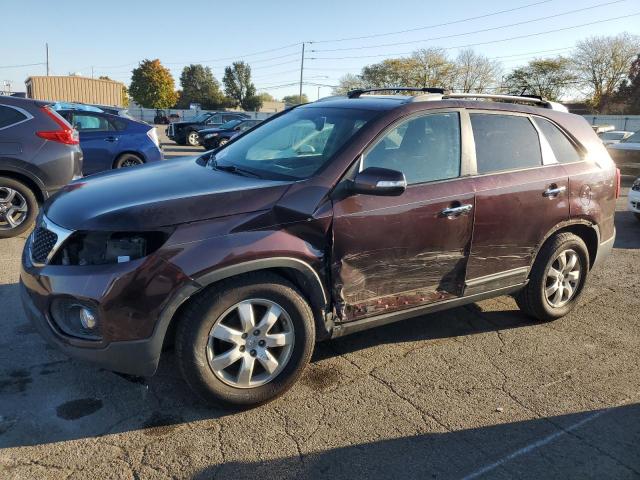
36,107,79,145
146,127,160,147
615,168,621,199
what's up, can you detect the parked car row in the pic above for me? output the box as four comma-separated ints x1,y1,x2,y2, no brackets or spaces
166,111,249,146
0,97,163,236
198,118,262,149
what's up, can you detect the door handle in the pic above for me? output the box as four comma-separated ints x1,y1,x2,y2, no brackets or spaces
440,204,473,217
105,136,118,142
543,185,566,198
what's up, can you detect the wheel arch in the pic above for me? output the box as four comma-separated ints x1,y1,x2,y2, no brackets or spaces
0,168,45,203
162,258,332,351
531,220,599,272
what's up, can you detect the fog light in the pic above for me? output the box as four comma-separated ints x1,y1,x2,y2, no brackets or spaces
79,307,97,330
50,298,101,340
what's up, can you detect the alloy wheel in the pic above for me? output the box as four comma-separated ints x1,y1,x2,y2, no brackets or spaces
188,132,199,145
545,249,581,308
206,299,295,388
0,187,28,230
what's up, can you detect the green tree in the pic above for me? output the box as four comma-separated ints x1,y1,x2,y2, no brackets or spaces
223,62,262,111
177,64,226,109
258,92,275,102
615,54,640,114
129,59,178,109
504,58,576,100
282,94,309,105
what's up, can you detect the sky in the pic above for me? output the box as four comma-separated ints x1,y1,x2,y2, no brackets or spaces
1,0,639,101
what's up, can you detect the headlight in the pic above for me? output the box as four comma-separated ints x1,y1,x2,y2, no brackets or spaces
204,133,218,139
52,231,170,266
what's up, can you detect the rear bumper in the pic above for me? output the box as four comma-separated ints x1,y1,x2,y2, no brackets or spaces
592,228,615,270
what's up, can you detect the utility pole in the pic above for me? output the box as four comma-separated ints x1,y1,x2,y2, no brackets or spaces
91,66,94,79
45,43,49,76
298,42,305,103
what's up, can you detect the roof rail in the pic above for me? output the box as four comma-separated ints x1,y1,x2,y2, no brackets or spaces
347,87,446,99
412,92,569,112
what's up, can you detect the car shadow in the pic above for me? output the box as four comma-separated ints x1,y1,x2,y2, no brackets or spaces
191,403,639,479
614,210,640,249
0,281,534,450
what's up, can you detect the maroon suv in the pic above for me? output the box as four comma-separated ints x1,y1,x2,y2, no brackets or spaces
20,88,618,406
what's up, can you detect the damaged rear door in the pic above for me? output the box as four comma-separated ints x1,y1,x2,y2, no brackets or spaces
331,110,476,321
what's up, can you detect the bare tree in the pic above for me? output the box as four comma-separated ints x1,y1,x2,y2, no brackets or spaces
453,49,501,93
572,33,640,111
332,73,366,95
409,48,455,89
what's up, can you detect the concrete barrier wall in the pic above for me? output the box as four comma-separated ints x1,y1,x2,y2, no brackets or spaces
582,115,640,132
128,107,274,123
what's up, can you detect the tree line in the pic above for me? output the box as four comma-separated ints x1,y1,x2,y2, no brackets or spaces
333,33,640,114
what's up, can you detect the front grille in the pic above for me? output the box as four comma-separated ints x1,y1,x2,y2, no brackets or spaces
31,226,58,264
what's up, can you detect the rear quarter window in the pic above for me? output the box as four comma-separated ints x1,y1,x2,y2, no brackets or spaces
0,105,27,129
470,113,542,174
534,117,582,164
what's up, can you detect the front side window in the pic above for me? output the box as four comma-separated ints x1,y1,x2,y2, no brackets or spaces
534,117,582,164
623,131,640,143
0,105,27,129
211,106,379,180
363,112,461,185
471,113,542,174
71,113,113,132
207,114,223,124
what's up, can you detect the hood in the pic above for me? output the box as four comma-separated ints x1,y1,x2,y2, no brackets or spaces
45,157,292,231
608,142,640,151
198,126,225,134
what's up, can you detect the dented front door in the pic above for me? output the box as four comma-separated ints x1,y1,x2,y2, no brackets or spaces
331,178,475,321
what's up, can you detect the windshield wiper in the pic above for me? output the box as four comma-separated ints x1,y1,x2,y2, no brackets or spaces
212,160,262,178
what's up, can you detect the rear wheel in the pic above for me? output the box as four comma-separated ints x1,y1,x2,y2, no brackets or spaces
516,232,589,321
0,177,38,238
186,130,200,146
218,138,229,146
176,273,315,406
114,153,144,169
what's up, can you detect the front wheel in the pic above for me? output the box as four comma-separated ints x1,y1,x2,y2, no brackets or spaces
0,177,38,238
516,232,589,321
186,130,200,146
176,273,315,406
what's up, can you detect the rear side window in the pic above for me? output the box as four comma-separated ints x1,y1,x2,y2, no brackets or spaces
470,113,542,174
0,105,27,129
71,113,114,132
363,112,461,185
534,117,582,164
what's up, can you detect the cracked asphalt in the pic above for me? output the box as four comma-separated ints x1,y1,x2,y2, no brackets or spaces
1,133,638,479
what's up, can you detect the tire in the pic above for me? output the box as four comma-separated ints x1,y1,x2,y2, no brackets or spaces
0,177,38,238
515,232,589,322
176,272,315,406
186,130,200,146
114,153,144,169
175,138,187,146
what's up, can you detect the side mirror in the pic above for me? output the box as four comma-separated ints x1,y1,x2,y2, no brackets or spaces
352,167,406,196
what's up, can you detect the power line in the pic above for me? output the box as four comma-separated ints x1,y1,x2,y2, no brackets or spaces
311,1,625,53
310,0,554,44
309,13,640,60
0,62,46,69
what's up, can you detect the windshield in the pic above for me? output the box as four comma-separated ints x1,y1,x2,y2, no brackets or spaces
600,132,626,140
192,113,212,123
622,131,640,143
219,119,243,129
208,106,379,180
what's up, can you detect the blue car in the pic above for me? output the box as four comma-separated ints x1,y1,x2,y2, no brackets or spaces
57,109,163,175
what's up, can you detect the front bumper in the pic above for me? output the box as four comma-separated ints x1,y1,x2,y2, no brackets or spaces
20,230,200,377
628,188,640,213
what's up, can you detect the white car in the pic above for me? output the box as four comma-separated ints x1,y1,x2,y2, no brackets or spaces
629,177,640,221
599,130,634,146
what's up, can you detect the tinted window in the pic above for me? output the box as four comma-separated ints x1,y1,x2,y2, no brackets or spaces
363,112,461,185
534,117,582,164
71,113,113,131
471,114,542,174
0,105,27,129
211,107,379,180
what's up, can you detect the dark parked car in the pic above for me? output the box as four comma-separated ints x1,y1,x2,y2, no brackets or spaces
607,130,640,177
57,109,162,175
166,111,249,146
21,89,618,406
198,118,262,149
0,96,82,238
